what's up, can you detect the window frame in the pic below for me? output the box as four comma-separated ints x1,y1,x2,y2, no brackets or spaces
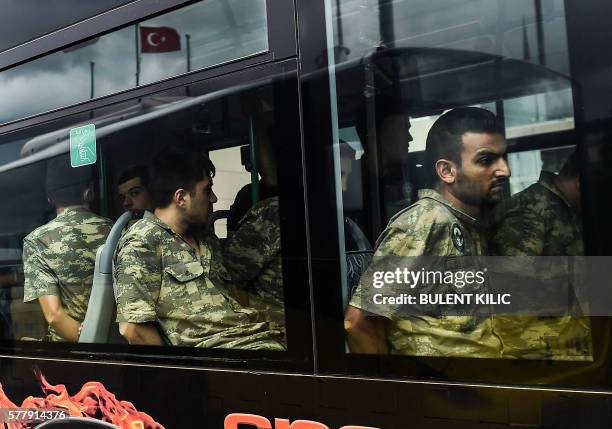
0,0,297,129
0,58,313,373
296,0,612,389
0,0,139,55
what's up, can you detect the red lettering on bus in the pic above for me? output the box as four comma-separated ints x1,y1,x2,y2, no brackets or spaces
225,413,379,429
340,427,380,429
275,418,329,429
224,413,273,429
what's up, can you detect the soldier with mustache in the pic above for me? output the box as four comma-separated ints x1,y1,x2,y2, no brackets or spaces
345,107,511,357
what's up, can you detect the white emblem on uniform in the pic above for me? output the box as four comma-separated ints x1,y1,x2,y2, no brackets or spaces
452,224,465,251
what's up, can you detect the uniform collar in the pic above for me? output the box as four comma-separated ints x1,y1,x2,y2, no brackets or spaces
60,205,89,213
143,211,214,266
56,206,91,219
143,210,174,233
538,171,572,207
417,188,479,226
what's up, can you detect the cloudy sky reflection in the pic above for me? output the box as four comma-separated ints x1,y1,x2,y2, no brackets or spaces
0,0,267,124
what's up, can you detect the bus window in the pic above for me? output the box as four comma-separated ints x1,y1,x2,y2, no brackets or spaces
0,154,106,342
0,0,268,125
0,66,304,359
101,83,289,349
507,146,575,195
325,0,605,384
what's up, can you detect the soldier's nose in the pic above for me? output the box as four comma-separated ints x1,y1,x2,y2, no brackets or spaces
496,158,511,178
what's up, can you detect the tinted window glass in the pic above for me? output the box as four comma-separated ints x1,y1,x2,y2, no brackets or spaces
326,0,606,384
0,0,135,53
0,0,268,124
0,67,304,359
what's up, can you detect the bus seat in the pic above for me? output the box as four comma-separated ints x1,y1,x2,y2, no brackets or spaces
79,211,133,344
345,217,372,251
35,417,120,428
344,217,373,309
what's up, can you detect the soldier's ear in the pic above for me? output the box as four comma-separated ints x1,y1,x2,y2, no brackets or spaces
82,188,93,203
435,159,456,184
82,183,95,204
174,188,188,208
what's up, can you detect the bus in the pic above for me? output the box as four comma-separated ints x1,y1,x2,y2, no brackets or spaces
0,0,611,427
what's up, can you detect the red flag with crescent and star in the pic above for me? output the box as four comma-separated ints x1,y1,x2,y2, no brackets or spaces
140,26,181,53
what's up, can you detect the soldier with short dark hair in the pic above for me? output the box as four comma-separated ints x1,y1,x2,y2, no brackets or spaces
113,146,283,349
117,165,153,212
490,150,592,360
23,155,112,342
345,107,510,357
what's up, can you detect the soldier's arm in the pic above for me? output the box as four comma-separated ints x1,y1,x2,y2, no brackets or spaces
492,203,545,256
38,295,81,342
22,238,81,341
223,200,279,284
344,212,438,354
344,305,388,354
22,239,60,301
119,322,163,346
114,234,163,343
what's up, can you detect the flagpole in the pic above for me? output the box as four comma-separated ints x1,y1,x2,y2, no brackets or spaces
135,24,140,86
186,34,191,72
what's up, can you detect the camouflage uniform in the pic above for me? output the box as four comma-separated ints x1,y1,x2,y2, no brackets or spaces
114,211,283,350
223,197,285,344
23,206,112,341
350,189,503,358
492,171,583,256
491,171,592,361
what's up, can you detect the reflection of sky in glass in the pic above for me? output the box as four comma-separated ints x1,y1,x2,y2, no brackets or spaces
0,0,267,125
333,0,571,75
331,0,574,137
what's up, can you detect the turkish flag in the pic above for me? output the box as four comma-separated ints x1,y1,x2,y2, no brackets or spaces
140,26,181,53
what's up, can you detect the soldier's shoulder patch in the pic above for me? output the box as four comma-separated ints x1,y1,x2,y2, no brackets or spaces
451,223,465,252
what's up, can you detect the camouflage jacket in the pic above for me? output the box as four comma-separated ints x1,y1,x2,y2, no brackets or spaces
223,197,284,342
23,206,112,341
491,171,583,256
490,171,591,361
114,211,283,350
350,189,502,358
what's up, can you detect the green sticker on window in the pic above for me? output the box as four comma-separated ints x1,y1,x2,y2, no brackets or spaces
70,124,97,167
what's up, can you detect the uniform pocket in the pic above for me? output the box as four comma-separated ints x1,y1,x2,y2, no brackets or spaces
164,261,204,282
161,261,218,313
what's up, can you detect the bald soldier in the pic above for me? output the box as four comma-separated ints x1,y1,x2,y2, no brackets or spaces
491,151,592,360
23,155,112,342
114,146,283,350
345,107,510,357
